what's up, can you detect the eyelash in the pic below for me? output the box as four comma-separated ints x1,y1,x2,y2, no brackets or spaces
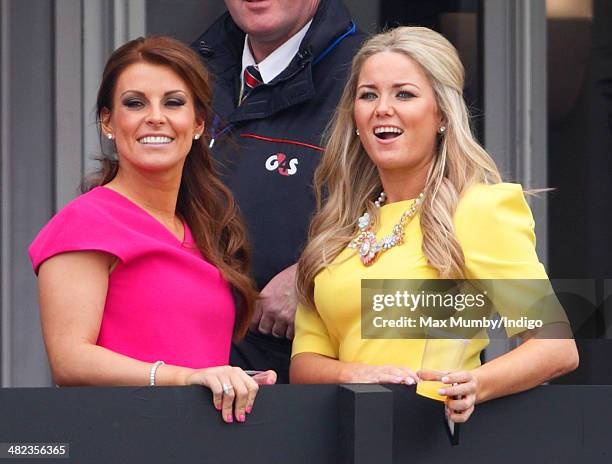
166,99,186,107
122,99,144,108
358,91,377,100
121,98,186,109
357,91,416,100
397,90,416,99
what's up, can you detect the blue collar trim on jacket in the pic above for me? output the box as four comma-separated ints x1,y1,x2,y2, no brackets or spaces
313,21,356,66
209,115,232,148
207,19,358,145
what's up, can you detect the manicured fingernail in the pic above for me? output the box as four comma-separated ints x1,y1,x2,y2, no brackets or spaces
405,378,415,385
246,406,253,414
226,415,233,423
441,376,450,383
215,404,221,410
438,389,446,395
239,414,246,423
395,376,403,382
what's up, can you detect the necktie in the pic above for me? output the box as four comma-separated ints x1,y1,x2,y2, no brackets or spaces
239,65,263,105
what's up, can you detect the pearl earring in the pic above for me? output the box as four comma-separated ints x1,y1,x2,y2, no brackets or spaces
356,128,360,136
374,191,386,208
438,126,446,134
194,134,201,140
106,133,113,140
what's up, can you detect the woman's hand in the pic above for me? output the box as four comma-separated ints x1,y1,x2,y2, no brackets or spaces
343,364,419,385
418,370,479,423
184,366,276,423
290,353,419,385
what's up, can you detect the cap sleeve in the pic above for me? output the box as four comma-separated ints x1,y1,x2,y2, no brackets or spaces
454,183,546,279
454,183,568,336
29,192,129,274
292,302,339,359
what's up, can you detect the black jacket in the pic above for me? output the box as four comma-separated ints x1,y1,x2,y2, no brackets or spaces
193,0,365,289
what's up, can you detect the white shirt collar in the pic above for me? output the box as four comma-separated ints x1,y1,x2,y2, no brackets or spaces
241,19,313,85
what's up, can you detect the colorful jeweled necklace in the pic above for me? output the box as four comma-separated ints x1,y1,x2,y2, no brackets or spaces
347,191,424,266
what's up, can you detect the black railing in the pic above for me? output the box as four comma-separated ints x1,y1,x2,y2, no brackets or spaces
1,384,610,463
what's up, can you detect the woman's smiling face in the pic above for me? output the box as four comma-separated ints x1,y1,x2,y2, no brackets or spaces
354,51,442,178
101,62,203,175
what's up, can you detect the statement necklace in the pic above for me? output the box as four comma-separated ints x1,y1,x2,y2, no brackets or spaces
348,191,424,266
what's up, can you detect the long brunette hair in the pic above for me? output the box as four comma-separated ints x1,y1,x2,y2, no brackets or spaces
86,36,256,339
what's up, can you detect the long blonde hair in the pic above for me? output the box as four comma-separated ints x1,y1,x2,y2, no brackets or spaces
297,26,502,309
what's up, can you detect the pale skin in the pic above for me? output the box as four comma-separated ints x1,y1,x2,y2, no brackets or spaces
290,51,579,422
38,62,275,424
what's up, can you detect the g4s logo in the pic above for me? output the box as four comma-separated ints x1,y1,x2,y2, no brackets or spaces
265,153,298,176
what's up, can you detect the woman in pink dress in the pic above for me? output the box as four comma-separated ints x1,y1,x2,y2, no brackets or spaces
29,36,275,424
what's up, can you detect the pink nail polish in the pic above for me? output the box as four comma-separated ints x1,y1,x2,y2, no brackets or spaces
226,415,233,423
246,406,253,414
215,404,221,410
239,414,246,422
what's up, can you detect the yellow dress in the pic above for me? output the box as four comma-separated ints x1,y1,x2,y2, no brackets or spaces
292,183,559,371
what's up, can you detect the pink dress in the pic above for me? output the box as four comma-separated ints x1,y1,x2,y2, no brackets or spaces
29,186,235,368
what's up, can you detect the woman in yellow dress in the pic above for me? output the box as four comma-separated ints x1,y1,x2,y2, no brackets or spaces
290,26,578,422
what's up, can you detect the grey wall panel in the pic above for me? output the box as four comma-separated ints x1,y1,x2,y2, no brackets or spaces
483,0,517,179
83,0,113,176
55,0,83,210
146,0,227,43
113,0,146,46
1,0,12,387
5,0,55,386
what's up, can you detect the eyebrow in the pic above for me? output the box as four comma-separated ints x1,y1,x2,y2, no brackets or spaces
119,89,188,98
357,82,421,90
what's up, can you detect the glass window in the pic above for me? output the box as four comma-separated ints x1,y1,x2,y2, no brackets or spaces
547,0,612,280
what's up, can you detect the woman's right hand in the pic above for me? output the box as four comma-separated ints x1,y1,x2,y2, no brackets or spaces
184,366,276,423
342,363,419,385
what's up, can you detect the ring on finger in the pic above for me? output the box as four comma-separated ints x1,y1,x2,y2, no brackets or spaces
222,383,234,395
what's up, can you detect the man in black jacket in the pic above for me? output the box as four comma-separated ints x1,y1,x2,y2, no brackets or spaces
193,0,364,383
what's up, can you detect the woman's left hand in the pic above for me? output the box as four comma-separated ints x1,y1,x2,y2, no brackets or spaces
184,366,276,423
418,370,479,423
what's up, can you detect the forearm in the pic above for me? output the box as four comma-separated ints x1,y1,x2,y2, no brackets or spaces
472,337,578,403
48,342,194,387
290,352,354,384
254,262,298,338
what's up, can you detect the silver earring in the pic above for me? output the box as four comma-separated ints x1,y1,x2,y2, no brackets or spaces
356,128,360,136
438,126,446,134
106,133,113,140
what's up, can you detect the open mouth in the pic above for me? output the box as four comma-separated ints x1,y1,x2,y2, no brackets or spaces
373,126,404,140
138,136,174,145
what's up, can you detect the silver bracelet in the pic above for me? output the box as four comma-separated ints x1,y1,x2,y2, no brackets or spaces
149,360,165,386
